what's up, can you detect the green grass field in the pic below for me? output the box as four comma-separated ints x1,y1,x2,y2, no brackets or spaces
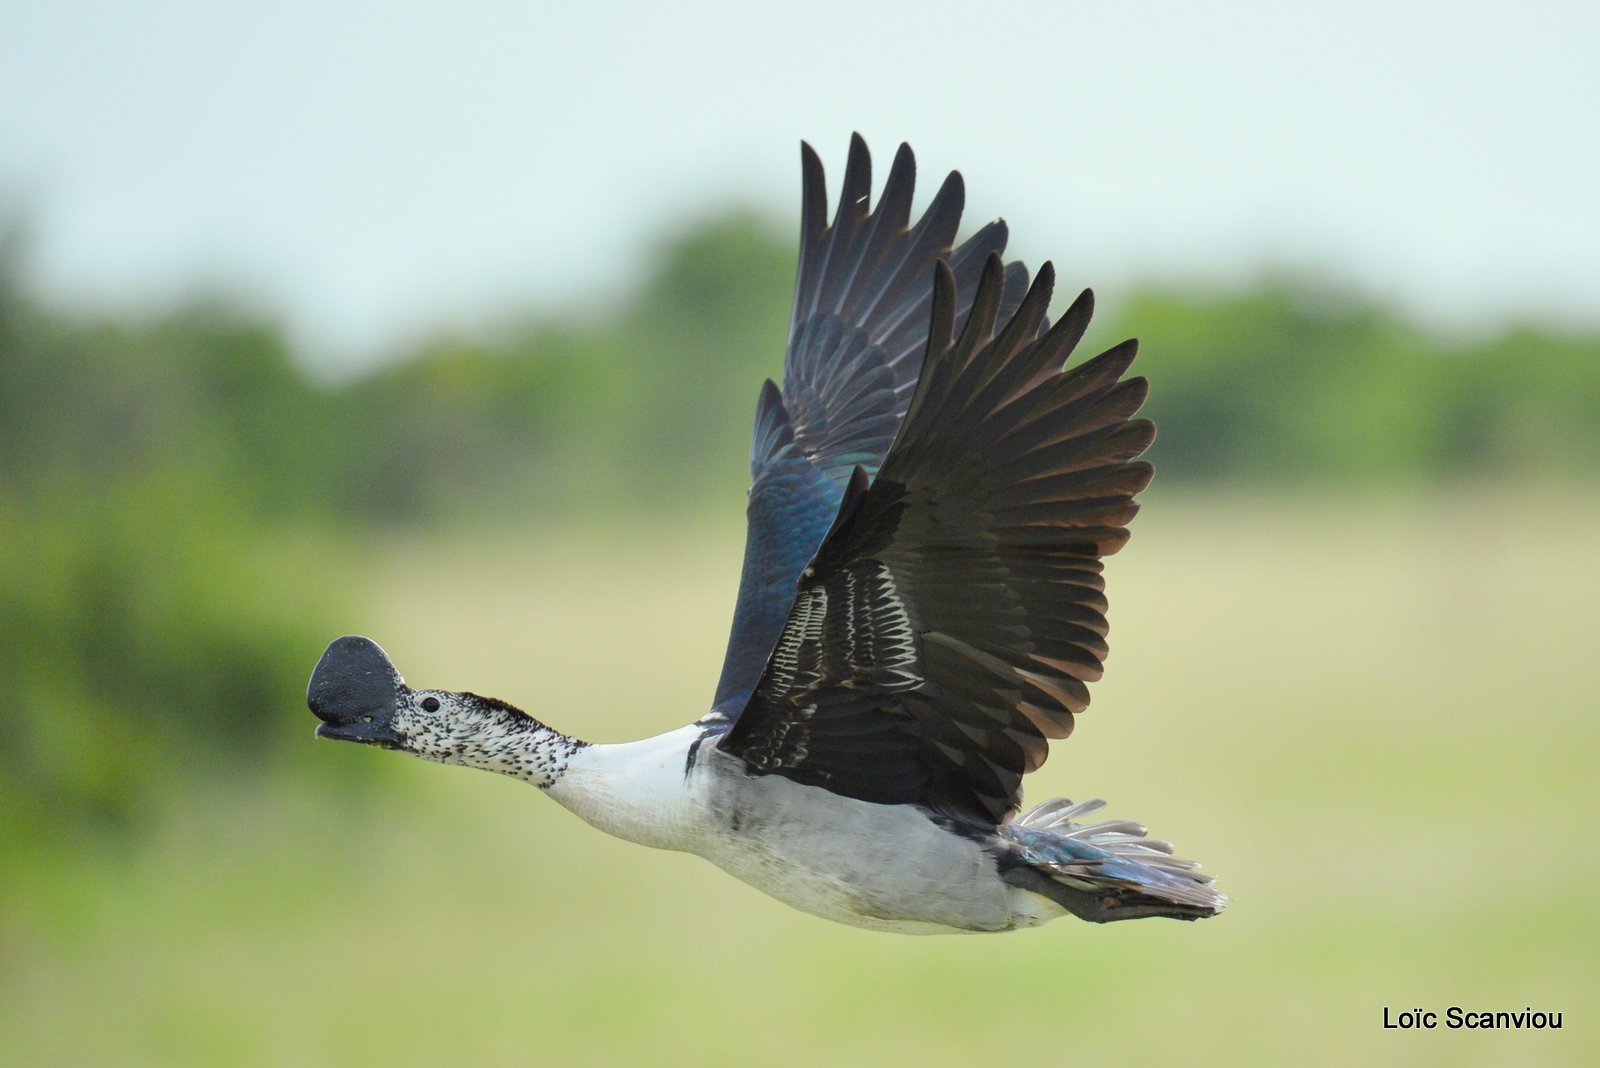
4,491,1595,1065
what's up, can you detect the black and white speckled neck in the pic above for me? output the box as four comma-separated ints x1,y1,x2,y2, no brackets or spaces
392,689,590,789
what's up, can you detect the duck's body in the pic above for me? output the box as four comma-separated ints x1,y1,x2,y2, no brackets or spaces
552,727,1050,933
309,136,1226,933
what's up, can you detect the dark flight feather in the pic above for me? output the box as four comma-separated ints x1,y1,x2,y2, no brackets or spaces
705,136,1027,722
719,254,1154,827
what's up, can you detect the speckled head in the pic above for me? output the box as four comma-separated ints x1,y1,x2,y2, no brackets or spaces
308,634,577,781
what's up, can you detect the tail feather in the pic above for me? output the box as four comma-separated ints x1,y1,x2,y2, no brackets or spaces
1002,797,1227,921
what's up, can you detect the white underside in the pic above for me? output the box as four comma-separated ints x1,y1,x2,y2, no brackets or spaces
547,726,1064,933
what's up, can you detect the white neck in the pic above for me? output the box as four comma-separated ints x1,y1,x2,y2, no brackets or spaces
542,725,707,852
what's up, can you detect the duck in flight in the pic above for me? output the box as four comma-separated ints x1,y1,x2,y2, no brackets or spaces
308,136,1226,933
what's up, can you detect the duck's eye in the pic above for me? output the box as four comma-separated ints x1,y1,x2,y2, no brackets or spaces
421,696,441,713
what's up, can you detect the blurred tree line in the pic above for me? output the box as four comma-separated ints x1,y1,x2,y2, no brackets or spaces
2,212,1596,842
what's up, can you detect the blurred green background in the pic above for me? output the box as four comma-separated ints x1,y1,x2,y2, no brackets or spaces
1,201,1596,1065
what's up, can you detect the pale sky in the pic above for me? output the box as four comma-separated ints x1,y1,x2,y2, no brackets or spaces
3,1,1595,370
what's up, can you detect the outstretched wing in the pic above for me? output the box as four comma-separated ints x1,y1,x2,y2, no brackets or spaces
705,135,1029,723
716,255,1154,827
